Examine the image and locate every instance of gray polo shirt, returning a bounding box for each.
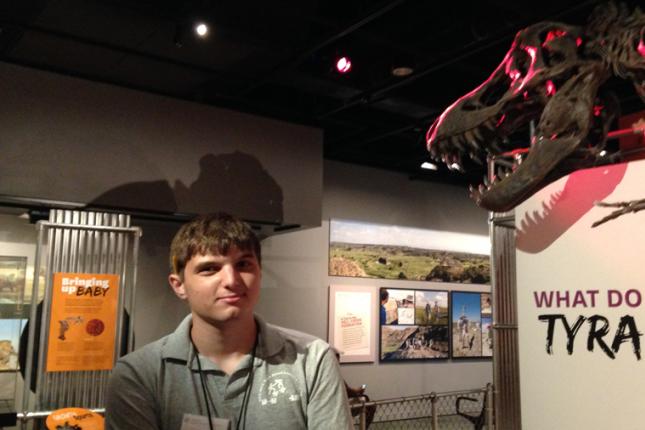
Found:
[105,315,353,430]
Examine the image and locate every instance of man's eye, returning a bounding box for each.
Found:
[199,266,220,274]
[237,260,253,269]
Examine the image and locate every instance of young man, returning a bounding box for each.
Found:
[105,213,353,430]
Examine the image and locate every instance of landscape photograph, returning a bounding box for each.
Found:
[380,325,449,361]
[0,256,27,304]
[415,290,448,325]
[329,219,490,284]
[452,292,483,358]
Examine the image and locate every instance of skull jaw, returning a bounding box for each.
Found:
[476,136,582,212]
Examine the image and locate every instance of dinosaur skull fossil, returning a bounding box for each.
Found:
[426,21,616,212]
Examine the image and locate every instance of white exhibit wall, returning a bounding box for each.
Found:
[516,160,645,430]
[257,160,493,400]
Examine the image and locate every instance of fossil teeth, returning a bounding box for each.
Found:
[429,147,438,159]
[448,155,463,171]
[464,130,476,145]
[469,152,483,165]
[490,139,503,153]
[473,127,484,142]
[452,136,465,153]
[468,139,480,152]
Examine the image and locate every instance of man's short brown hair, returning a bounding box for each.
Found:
[169,213,261,275]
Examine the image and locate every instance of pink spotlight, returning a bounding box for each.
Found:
[546,80,556,96]
[336,56,352,73]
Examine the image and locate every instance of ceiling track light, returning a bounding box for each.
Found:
[194,22,209,37]
[392,66,414,77]
[335,56,352,74]
[421,161,438,170]
[174,21,209,47]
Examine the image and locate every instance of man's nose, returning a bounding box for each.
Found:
[220,264,239,286]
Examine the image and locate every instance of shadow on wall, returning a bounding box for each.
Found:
[90,151,284,224]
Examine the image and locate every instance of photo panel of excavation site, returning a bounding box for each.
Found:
[379,287,449,361]
[451,291,485,359]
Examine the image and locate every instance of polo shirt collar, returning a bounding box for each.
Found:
[160,314,287,367]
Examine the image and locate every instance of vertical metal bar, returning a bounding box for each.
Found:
[485,383,495,430]
[21,222,45,429]
[128,229,141,353]
[76,211,88,408]
[80,212,95,407]
[92,213,104,407]
[491,210,521,430]
[358,401,366,430]
[430,393,438,430]
[38,210,62,409]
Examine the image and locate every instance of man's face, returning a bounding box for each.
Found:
[169,246,261,326]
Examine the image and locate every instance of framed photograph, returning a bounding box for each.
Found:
[0,256,28,304]
[415,290,449,325]
[379,287,449,361]
[480,292,493,357]
[0,318,26,371]
[329,219,490,284]
[451,291,493,359]
[328,285,376,363]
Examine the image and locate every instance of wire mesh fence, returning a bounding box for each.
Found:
[350,384,493,430]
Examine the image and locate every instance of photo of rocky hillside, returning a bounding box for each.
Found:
[329,220,489,284]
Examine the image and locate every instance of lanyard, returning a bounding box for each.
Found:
[192,333,258,430]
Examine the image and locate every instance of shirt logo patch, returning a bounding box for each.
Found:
[258,371,301,406]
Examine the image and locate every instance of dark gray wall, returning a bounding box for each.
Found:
[0,61,322,227]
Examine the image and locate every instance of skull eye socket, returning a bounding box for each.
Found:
[507,49,531,81]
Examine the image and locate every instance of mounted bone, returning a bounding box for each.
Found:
[426,3,644,212]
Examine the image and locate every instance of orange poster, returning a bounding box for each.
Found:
[46,408,104,430]
[46,273,120,372]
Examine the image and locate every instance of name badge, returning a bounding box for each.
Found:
[180,413,231,430]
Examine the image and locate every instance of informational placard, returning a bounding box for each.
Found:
[516,159,645,429]
[328,285,376,363]
[46,407,104,430]
[46,273,120,372]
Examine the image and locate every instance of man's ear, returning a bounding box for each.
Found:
[168,273,187,300]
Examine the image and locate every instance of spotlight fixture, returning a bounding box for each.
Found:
[392,66,414,77]
[421,161,438,170]
[335,56,352,74]
[195,22,209,37]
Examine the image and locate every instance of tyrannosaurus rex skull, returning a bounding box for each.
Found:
[426,21,613,212]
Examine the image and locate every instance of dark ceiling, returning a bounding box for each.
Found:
[1,0,643,188]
